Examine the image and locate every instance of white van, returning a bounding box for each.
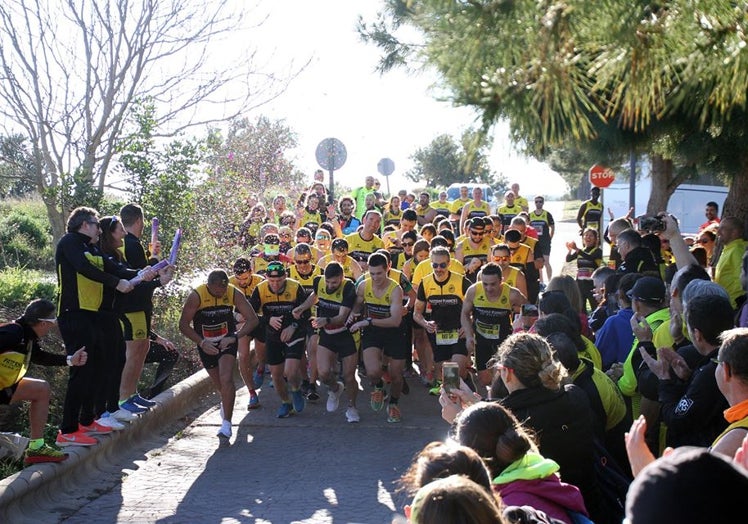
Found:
[446,183,496,207]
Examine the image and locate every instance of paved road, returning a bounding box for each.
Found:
[40,378,447,524]
[24,201,579,524]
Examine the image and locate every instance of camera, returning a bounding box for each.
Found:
[637,215,666,233]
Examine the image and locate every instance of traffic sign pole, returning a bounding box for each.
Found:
[315,138,347,204]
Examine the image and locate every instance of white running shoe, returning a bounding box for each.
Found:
[217,420,232,439]
[326,381,345,412]
[96,413,125,431]
[111,408,136,422]
[345,406,360,423]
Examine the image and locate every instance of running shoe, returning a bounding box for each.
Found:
[253,366,265,388]
[131,394,156,408]
[291,389,306,413]
[119,398,148,415]
[95,413,125,431]
[345,406,361,423]
[111,408,136,422]
[247,391,260,410]
[429,380,443,396]
[387,404,402,423]
[421,371,436,388]
[23,443,68,464]
[217,420,232,439]
[79,420,113,435]
[326,381,345,412]
[306,383,320,401]
[370,387,385,412]
[277,402,293,418]
[56,430,97,447]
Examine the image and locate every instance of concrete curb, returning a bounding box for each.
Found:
[0,368,214,519]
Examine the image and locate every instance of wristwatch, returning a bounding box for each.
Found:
[66,355,74,367]
[366,317,373,326]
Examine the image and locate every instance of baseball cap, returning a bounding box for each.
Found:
[627,276,665,303]
[331,238,348,252]
[266,261,286,277]
[504,230,522,243]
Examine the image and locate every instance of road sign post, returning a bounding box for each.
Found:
[377,157,395,197]
[315,138,347,203]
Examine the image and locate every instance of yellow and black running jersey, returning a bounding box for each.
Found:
[430,201,452,218]
[457,237,491,269]
[300,209,322,234]
[382,209,402,227]
[229,274,264,298]
[529,210,554,240]
[498,204,523,228]
[509,243,533,269]
[252,256,288,277]
[344,232,384,265]
[362,277,400,319]
[580,200,603,230]
[463,201,491,220]
[450,197,471,216]
[412,258,465,288]
[320,254,358,280]
[193,283,238,340]
[313,276,356,331]
[288,264,322,294]
[472,282,513,341]
[417,272,471,331]
[249,279,307,340]
[501,265,523,288]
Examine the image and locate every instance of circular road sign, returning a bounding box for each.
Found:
[377,158,395,177]
[315,138,347,172]
[588,164,615,188]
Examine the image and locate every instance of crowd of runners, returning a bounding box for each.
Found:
[3,175,748,523]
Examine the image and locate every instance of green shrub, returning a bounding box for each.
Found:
[0,268,56,307]
[0,198,54,270]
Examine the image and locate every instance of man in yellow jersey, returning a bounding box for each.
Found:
[497,190,524,235]
[415,192,436,226]
[510,183,529,212]
[411,236,465,289]
[383,208,418,253]
[461,263,527,387]
[577,187,604,242]
[292,262,360,423]
[345,210,384,271]
[319,238,363,281]
[491,244,528,299]
[249,262,310,419]
[455,217,492,283]
[430,191,452,219]
[414,247,473,390]
[179,269,259,439]
[449,185,471,230]
[505,228,541,303]
[287,243,323,401]
[529,196,556,281]
[229,257,265,409]
[350,253,405,423]
[459,187,491,233]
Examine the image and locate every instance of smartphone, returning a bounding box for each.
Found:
[521,304,539,317]
[442,362,460,393]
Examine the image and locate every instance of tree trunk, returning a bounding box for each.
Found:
[647,155,688,215]
[722,157,748,234]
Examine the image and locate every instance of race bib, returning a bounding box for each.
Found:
[475,321,500,339]
[577,268,593,280]
[436,330,459,345]
[201,322,229,340]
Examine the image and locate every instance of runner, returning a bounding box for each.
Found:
[413,247,472,392]
[179,269,259,439]
[249,262,310,418]
[345,210,384,271]
[454,218,492,283]
[349,253,406,423]
[461,263,527,387]
[292,262,360,422]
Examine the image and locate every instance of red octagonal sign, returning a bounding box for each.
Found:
[588,164,615,188]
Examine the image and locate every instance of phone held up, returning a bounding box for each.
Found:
[442,362,460,393]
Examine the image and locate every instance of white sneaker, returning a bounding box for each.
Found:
[96,413,125,431]
[111,408,136,422]
[326,381,345,412]
[345,406,360,423]
[217,420,232,438]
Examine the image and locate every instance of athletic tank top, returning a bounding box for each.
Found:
[418,272,467,332]
[509,244,532,268]
[464,201,490,220]
[193,284,238,341]
[529,210,551,238]
[229,274,264,298]
[288,264,322,294]
[498,204,523,227]
[314,276,356,332]
[345,232,384,265]
[300,210,322,234]
[383,209,402,227]
[472,282,513,341]
[363,277,399,319]
[582,201,603,229]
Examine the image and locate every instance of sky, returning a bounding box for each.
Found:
[240,1,569,198]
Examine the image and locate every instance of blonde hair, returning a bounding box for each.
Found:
[497,332,566,390]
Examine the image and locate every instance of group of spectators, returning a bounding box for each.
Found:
[4,175,748,524]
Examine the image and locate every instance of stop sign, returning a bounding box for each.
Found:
[588,164,615,188]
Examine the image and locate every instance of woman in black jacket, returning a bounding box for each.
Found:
[491,332,611,523]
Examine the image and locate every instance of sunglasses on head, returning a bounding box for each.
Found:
[432,262,448,269]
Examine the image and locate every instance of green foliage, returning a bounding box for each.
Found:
[406,130,504,188]
[0,134,36,199]
[0,200,54,270]
[0,268,56,307]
